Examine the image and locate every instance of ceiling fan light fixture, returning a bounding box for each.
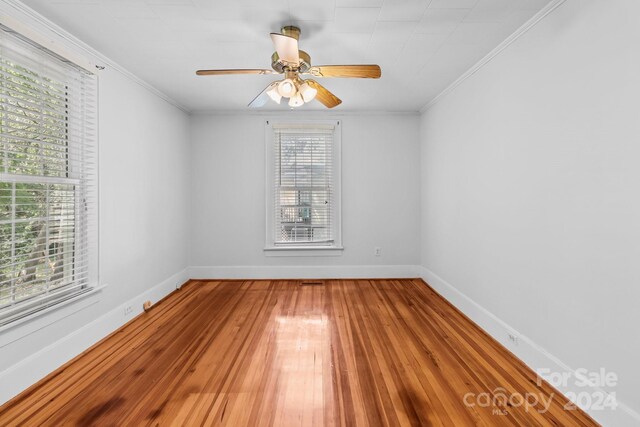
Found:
[267,85,282,104]
[196,26,380,109]
[277,78,296,97]
[288,92,304,107]
[299,81,317,102]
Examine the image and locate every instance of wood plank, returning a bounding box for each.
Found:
[0,279,599,426]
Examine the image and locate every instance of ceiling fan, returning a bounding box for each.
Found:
[196,26,381,109]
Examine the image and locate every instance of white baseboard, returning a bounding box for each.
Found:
[418,266,640,427]
[0,268,189,406]
[189,264,421,280]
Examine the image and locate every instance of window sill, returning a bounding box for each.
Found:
[0,285,105,347]
[264,246,344,257]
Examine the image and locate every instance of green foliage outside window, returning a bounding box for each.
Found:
[0,55,75,308]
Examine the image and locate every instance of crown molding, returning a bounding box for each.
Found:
[0,0,190,114]
[419,0,567,114]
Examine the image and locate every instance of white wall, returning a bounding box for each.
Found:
[0,8,191,403]
[189,113,420,278]
[99,68,190,308]
[419,0,640,424]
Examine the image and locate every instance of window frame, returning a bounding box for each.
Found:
[0,22,99,330]
[264,119,343,256]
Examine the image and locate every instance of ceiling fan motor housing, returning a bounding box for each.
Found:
[271,50,311,73]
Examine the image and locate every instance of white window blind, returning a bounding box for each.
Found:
[272,124,335,246]
[0,26,97,327]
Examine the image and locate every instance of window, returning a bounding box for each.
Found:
[0,25,97,326]
[265,121,342,254]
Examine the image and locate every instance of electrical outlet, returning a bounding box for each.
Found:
[124,305,133,316]
[508,333,519,346]
[374,247,382,256]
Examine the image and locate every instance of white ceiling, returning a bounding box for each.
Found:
[21,0,550,112]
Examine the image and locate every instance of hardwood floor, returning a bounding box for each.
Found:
[0,279,597,426]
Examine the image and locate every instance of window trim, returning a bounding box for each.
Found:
[0,22,99,327]
[264,119,343,255]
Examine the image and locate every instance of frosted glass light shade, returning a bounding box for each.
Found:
[299,82,317,102]
[267,85,282,104]
[277,79,296,97]
[288,92,304,107]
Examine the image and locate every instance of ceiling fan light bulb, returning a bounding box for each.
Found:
[299,82,317,102]
[288,92,304,107]
[267,85,282,104]
[278,79,296,97]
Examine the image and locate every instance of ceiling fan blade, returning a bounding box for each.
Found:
[306,65,381,79]
[196,69,276,76]
[306,80,341,109]
[248,81,278,108]
[270,33,299,65]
